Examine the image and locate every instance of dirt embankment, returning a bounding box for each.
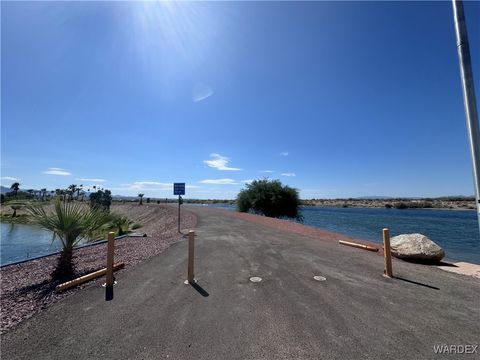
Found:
[0,203,196,334]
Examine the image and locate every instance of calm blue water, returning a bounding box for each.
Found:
[0,223,62,266]
[0,223,94,266]
[204,205,480,264]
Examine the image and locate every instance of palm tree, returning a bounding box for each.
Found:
[67,184,77,202]
[28,200,111,280]
[110,214,132,236]
[76,185,83,199]
[10,182,20,198]
[138,193,144,205]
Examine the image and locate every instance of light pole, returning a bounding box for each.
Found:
[452,0,480,232]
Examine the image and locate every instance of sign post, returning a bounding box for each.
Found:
[173,183,185,232]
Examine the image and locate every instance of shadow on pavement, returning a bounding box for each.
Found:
[190,282,209,297]
[395,276,440,290]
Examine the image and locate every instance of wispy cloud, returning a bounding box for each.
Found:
[203,153,241,171]
[112,181,200,192]
[280,152,289,156]
[242,179,254,184]
[281,172,296,177]
[260,170,274,173]
[124,181,172,191]
[1,176,20,181]
[193,83,214,102]
[77,178,107,183]
[43,167,71,176]
[200,178,238,185]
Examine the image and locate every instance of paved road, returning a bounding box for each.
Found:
[2,207,479,359]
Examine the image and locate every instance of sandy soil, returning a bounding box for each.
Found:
[0,203,196,334]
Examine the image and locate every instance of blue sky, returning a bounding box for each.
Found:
[1,1,479,199]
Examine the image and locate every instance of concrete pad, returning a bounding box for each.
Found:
[437,261,480,279]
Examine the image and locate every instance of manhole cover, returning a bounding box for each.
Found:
[249,276,262,283]
[313,275,326,282]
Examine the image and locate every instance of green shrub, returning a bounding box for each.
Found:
[237,179,303,221]
[393,202,408,209]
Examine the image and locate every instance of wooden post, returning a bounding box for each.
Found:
[188,230,195,283]
[106,232,115,300]
[383,228,393,278]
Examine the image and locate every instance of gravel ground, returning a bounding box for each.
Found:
[0,204,196,334]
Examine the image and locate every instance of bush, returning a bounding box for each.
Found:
[89,190,112,212]
[393,202,408,209]
[236,179,303,221]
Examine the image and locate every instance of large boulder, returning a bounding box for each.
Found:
[390,233,445,262]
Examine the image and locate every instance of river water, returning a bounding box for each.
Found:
[1,207,479,265]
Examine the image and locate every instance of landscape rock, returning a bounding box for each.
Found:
[390,233,445,262]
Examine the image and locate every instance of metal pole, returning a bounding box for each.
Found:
[178,195,181,233]
[452,0,480,232]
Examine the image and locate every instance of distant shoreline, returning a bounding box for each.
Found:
[180,197,476,211]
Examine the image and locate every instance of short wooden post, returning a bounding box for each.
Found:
[187,231,195,283]
[383,228,393,278]
[106,231,115,300]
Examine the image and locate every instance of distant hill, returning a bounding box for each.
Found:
[355,196,393,200]
[1,186,11,194]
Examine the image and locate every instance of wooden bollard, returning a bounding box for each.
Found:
[106,231,115,300]
[383,228,393,278]
[187,230,195,283]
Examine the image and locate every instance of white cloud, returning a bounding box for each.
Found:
[203,153,241,171]
[242,179,254,184]
[111,181,201,192]
[1,176,20,181]
[280,152,289,156]
[200,178,238,185]
[129,181,172,190]
[193,83,214,102]
[77,178,107,183]
[43,168,71,176]
[260,170,274,173]
[281,172,296,177]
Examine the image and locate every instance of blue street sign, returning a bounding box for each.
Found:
[173,183,185,195]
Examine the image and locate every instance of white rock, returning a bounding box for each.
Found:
[390,233,445,262]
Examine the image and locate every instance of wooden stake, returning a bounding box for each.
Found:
[55,263,124,293]
[106,232,115,286]
[188,230,195,283]
[383,228,393,278]
[338,240,379,252]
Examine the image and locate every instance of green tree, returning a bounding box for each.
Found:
[237,179,303,221]
[67,184,77,202]
[10,182,20,198]
[138,193,144,205]
[89,189,112,212]
[28,200,111,280]
[109,214,133,236]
